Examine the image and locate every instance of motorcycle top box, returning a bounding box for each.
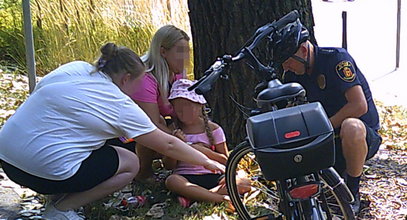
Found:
[246,102,335,180]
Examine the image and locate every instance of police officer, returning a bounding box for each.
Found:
[271,19,382,214]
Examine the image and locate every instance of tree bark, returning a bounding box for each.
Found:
[188,0,316,147]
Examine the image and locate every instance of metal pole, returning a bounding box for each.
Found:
[396,0,401,69]
[22,0,36,93]
[342,11,347,50]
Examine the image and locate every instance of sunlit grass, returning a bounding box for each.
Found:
[0,0,193,77]
[29,0,156,75]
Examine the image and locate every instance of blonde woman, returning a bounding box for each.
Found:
[130,25,191,180]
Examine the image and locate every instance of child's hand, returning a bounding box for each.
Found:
[191,143,228,165]
[172,129,186,142]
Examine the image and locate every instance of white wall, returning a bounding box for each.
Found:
[311,0,404,81]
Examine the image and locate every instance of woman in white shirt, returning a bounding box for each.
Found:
[0,43,223,220]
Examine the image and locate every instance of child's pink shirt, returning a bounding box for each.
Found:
[174,127,226,175]
[130,72,183,117]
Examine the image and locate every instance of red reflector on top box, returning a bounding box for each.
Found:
[284,131,301,139]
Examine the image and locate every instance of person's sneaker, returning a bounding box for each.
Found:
[42,204,84,220]
[350,192,361,215]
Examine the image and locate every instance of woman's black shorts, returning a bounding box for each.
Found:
[1,144,119,194]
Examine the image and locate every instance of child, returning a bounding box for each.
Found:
[163,79,250,207]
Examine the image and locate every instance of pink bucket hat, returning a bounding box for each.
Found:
[168,79,207,104]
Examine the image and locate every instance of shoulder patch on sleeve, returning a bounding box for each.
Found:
[335,60,356,82]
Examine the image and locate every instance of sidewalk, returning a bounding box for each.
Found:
[312,0,406,107]
[0,169,23,220]
[369,67,407,107]
[0,168,40,219]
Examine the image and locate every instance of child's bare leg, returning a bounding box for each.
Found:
[210,177,251,214]
[237,177,252,194]
[165,174,226,203]
[215,176,251,195]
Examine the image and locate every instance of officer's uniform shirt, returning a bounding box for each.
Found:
[284,45,380,131]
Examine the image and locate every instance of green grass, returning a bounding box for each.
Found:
[84,167,239,219]
[0,0,193,77]
[29,0,155,76]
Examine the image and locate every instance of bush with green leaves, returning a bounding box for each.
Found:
[0,0,25,67]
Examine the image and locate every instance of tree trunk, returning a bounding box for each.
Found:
[188,0,316,147]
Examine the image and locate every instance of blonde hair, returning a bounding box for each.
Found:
[202,107,215,146]
[141,25,190,100]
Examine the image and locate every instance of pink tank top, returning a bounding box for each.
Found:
[174,127,226,175]
[131,72,183,117]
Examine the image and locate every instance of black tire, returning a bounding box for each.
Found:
[319,168,355,220]
[225,141,355,220]
[226,141,280,219]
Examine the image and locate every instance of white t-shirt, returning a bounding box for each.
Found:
[0,61,156,180]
